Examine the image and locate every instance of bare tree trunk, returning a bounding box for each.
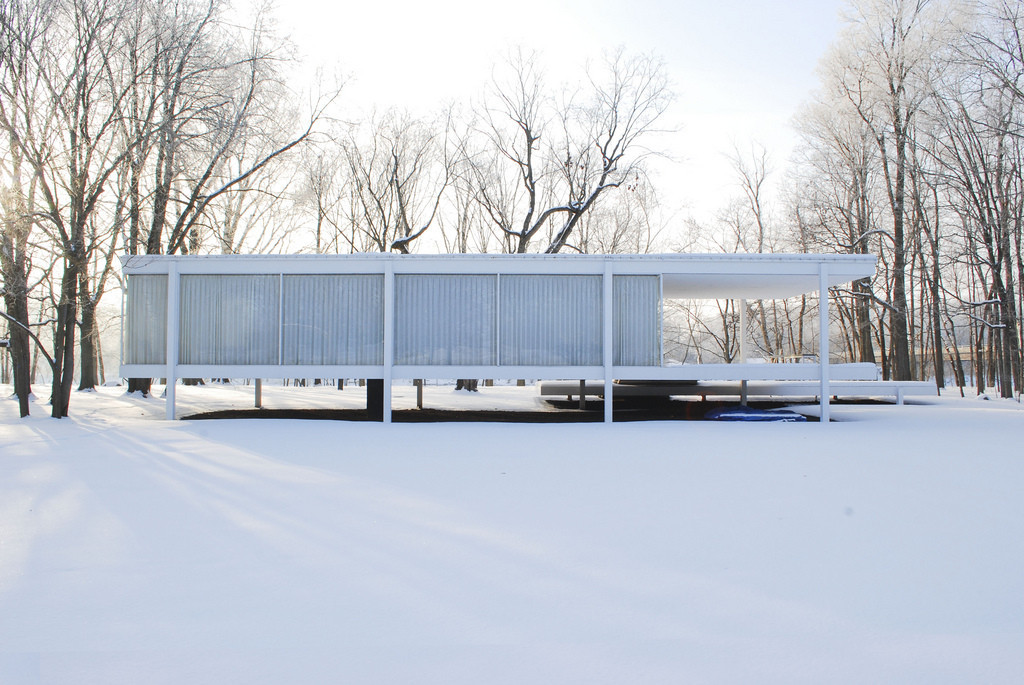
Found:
[877,314,890,381]
[945,311,966,396]
[1000,246,1021,395]
[852,279,877,363]
[3,295,32,417]
[889,134,913,382]
[78,269,100,391]
[975,318,985,395]
[999,318,1014,398]
[0,132,33,415]
[50,260,79,418]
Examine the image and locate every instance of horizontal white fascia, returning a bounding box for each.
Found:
[121,252,875,275]
[391,365,607,379]
[122,362,880,383]
[120,364,170,377]
[170,364,387,378]
[121,253,876,301]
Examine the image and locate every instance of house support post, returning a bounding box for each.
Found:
[740,298,748,406]
[367,380,384,420]
[604,263,614,423]
[255,378,262,408]
[383,261,395,423]
[819,264,831,424]
[165,264,180,420]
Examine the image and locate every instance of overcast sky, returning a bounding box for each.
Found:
[262,0,847,227]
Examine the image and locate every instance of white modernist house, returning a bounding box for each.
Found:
[120,252,880,422]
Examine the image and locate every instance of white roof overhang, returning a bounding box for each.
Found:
[121,252,875,299]
[661,269,872,300]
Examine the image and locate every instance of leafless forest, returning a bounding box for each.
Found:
[1,0,1022,416]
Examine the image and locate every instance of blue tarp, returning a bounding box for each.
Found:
[704,406,808,422]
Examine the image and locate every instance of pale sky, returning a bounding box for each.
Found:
[260,0,847,228]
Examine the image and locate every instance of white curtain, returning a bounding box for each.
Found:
[614,275,661,366]
[282,275,383,365]
[500,275,602,366]
[125,274,167,364]
[394,274,497,365]
[179,275,280,365]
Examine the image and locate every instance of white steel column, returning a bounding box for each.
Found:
[165,263,180,420]
[658,274,665,364]
[739,298,749,405]
[819,263,830,424]
[277,273,284,365]
[383,260,394,424]
[603,262,614,423]
[119,281,126,372]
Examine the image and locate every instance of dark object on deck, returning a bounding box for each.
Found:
[704,406,807,422]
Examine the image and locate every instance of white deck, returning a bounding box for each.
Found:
[610,362,879,382]
[540,378,936,405]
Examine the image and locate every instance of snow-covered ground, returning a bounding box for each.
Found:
[1,384,1022,684]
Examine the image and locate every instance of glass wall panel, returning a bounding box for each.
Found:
[282,275,383,365]
[394,274,497,365]
[125,274,167,364]
[614,275,661,366]
[500,275,602,365]
[179,275,280,365]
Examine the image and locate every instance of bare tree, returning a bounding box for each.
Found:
[826,0,952,380]
[122,0,337,394]
[792,93,884,368]
[468,48,672,255]
[135,1,333,258]
[574,173,667,254]
[439,153,491,254]
[930,5,1024,396]
[341,109,453,254]
[295,141,347,253]
[207,144,304,255]
[0,0,149,416]
[0,0,48,416]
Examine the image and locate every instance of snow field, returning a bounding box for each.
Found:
[1,384,1022,683]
